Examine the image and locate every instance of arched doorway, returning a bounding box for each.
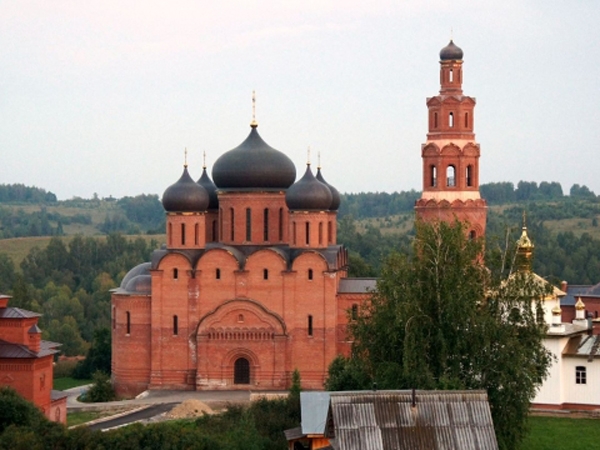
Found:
[234,357,250,384]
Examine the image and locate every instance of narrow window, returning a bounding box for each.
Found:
[181,223,186,245]
[219,208,223,241]
[576,366,587,384]
[263,269,269,280]
[434,112,438,128]
[449,68,453,82]
[173,268,178,279]
[308,315,313,336]
[212,220,217,242]
[112,307,116,330]
[466,165,473,187]
[446,165,456,187]
[293,222,297,245]
[246,208,252,241]
[328,221,332,244]
[449,112,454,128]
[230,208,235,241]
[469,230,476,240]
[216,268,221,280]
[318,222,323,245]
[168,223,173,246]
[173,315,178,336]
[264,208,269,241]
[465,112,469,128]
[279,208,283,241]
[238,314,244,323]
[430,165,437,187]
[126,311,131,335]
[195,223,199,245]
[305,222,310,245]
[308,269,313,280]
[351,304,358,320]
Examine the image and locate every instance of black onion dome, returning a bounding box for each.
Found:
[286,164,333,211]
[440,40,463,61]
[212,126,296,190]
[316,168,341,211]
[162,166,209,212]
[197,167,219,210]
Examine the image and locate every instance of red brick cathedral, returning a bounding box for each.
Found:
[415,40,487,237]
[112,40,486,396]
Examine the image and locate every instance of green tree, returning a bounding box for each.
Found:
[332,220,551,450]
[73,327,112,379]
[85,371,116,403]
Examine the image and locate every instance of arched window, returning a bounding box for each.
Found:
[308,315,313,336]
[318,222,323,245]
[430,165,437,187]
[263,208,269,241]
[246,208,252,241]
[279,208,283,241]
[126,311,131,335]
[173,268,178,279]
[576,366,587,384]
[293,222,297,245]
[230,208,235,241]
[181,223,186,245]
[308,269,313,280]
[466,165,473,187]
[238,314,244,323]
[216,268,221,280]
[434,112,438,128]
[352,304,358,320]
[469,230,476,240]
[194,223,199,245]
[173,315,178,335]
[234,358,250,384]
[168,223,173,246]
[305,222,310,245]
[112,307,116,330]
[449,68,453,82]
[446,165,456,187]
[219,208,223,240]
[263,269,269,280]
[328,221,332,244]
[212,220,217,242]
[465,112,469,128]
[449,112,454,128]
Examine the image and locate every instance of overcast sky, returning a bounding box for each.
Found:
[1,1,599,200]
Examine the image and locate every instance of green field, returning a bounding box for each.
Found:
[524,416,600,449]
[53,377,92,391]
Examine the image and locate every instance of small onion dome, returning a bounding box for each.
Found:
[162,165,209,212]
[212,126,296,190]
[516,227,534,249]
[120,262,151,288]
[575,297,586,311]
[286,164,333,211]
[440,40,463,61]
[119,262,152,294]
[197,167,219,210]
[316,167,341,211]
[552,304,562,315]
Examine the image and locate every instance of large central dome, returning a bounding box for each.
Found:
[212,125,297,190]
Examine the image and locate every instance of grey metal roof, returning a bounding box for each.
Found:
[326,390,498,450]
[339,278,377,294]
[0,339,61,359]
[301,391,331,435]
[583,282,600,297]
[0,307,41,319]
[561,285,592,306]
[563,334,600,359]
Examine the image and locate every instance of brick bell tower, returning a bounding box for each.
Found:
[415,40,487,238]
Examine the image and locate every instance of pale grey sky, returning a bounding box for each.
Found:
[1,1,599,200]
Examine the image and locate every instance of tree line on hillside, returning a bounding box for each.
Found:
[0,184,57,203]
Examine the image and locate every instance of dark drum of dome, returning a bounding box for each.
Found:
[286,165,333,211]
[316,168,341,211]
[212,127,296,190]
[162,166,209,212]
[440,40,463,61]
[198,167,219,210]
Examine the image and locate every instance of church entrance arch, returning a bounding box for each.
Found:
[234,357,250,384]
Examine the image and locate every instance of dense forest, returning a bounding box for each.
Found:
[1,181,600,356]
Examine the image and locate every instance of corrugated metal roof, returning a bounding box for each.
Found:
[0,307,41,319]
[0,339,60,358]
[561,285,592,306]
[563,334,600,358]
[327,390,498,450]
[339,278,377,294]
